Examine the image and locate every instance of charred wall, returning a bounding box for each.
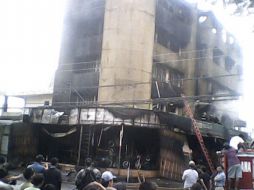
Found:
[154,0,197,98]
[8,123,38,165]
[53,0,105,106]
[159,130,187,180]
[155,0,193,52]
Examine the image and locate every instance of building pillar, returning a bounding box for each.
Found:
[98,0,156,109]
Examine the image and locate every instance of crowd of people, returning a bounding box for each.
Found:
[182,142,242,190]
[0,154,158,190]
[0,142,243,190]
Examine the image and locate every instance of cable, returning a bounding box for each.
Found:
[57,47,229,66]
[1,94,241,109]
[53,73,241,90]
[56,54,229,73]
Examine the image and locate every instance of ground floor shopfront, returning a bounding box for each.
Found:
[5,106,247,181]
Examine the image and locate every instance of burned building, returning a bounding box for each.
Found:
[22,0,246,180]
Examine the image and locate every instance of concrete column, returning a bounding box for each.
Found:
[98,0,156,109]
[183,9,198,97]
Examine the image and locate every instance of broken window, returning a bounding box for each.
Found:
[155,0,193,52]
[225,56,235,72]
[213,48,224,65]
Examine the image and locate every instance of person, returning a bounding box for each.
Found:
[222,143,242,190]
[24,173,44,190]
[182,161,199,190]
[113,182,126,190]
[43,184,56,190]
[0,168,13,190]
[197,168,207,190]
[43,157,62,190]
[101,171,116,190]
[20,167,35,190]
[214,165,225,190]
[75,158,98,190]
[191,183,202,190]
[209,171,217,190]
[139,181,157,190]
[199,167,210,190]
[28,155,47,174]
[83,181,106,190]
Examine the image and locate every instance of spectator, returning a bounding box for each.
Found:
[75,159,97,190]
[25,173,44,190]
[182,161,199,189]
[44,157,61,190]
[191,183,202,190]
[0,168,13,190]
[28,155,47,174]
[101,171,116,190]
[139,182,157,190]
[20,167,35,190]
[214,165,225,190]
[44,184,56,190]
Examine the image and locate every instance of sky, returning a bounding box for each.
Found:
[0,0,253,134]
[0,0,67,94]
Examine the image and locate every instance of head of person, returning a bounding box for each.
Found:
[139,182,157,190]
[101,171,116,187]
[23,167,34,181]
[191,183,202,190]
[189,160,196,169]
[44,184,56,190]
[50,157,59,166]
[85,158,92,167]
[216,165,224,173]
[35,154,44,163]
[223,142,230,150]
[201,166,207,173]
[31,173,44,188]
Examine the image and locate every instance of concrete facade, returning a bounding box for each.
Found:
[53,0,243,122]
[98,0,155,109]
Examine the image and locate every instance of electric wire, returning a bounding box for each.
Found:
[53,73,241,90]
[58,47,232,66]
[3,93,241,109]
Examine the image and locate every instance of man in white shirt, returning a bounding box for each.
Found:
[182,161,199,189]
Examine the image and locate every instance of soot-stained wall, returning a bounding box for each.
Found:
[155,0,193,52]
[53,0,105,106]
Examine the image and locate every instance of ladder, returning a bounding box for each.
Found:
[181,94,215,173]
[78,125,92,166]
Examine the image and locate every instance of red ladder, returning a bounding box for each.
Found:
[181,94,215,173]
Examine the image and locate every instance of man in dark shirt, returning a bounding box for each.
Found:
[44,157,62,190]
